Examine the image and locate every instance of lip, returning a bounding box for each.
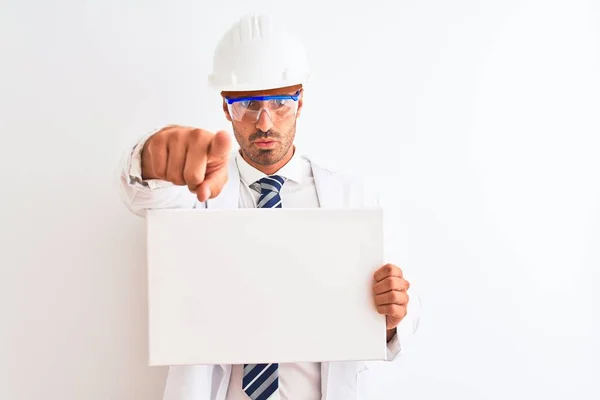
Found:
[254,140,278,148]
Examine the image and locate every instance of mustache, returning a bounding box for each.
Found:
[249,130,281,141]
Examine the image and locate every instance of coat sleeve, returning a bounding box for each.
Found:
[384,291,421,361]
[115,127,203,218]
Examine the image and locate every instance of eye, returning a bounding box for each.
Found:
[244,100,261,110]
[271,99,287,108]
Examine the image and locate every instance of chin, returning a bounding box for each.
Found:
[252,151,283,166]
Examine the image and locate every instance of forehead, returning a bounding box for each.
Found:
[221,84,302,99]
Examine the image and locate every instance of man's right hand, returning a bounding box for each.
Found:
[141,125,232,202]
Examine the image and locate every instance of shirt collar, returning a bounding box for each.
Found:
[235,147,305,188]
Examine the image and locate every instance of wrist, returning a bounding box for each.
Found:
[386,328,396,343]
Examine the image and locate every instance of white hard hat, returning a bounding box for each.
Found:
[208,13,311,92]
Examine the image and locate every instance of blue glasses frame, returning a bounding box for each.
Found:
[224,90,301,104]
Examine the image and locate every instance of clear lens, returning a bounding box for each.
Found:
[226,91,300,123]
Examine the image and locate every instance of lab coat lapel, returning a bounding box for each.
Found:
[311,161,345,209]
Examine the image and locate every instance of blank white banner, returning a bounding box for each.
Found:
[146,208,387,366]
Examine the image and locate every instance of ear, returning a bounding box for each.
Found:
[222,98,232,122]
[296,88,304,119]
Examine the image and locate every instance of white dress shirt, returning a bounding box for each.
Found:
[225,149,321,400]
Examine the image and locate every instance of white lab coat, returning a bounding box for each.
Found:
[119,149,421,400]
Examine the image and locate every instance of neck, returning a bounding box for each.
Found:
[242,146,295,175]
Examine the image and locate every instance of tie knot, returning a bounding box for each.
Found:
[258,175,285,194]
[256,175,285,208]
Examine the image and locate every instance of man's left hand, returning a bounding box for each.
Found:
[373,263,410,334]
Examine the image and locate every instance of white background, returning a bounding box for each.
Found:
[1,0,599,399]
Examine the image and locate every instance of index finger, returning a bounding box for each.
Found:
[183,131,212,191]
[195,131,232,201]
[207,130,232,163]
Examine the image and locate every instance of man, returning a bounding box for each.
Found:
[118,13,420,400]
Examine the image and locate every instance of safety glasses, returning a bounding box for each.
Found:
[224,90,301,123]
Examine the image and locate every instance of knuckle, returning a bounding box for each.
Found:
[149,133,166,148]
[146,141,163,160]
[169,130,186,145]
[188,128,202,140]
[394,280,403,291]
[188,128,210,144]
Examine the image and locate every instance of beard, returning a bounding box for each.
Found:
[235,121,296,166]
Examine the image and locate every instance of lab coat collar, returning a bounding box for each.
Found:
[207,152,342,210]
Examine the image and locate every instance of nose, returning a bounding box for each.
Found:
[254,109,273,133]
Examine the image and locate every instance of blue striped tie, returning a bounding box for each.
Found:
[256,175,284,209]
[242,175,285,400]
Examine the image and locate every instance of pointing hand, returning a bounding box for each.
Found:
[141,126,232,202]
